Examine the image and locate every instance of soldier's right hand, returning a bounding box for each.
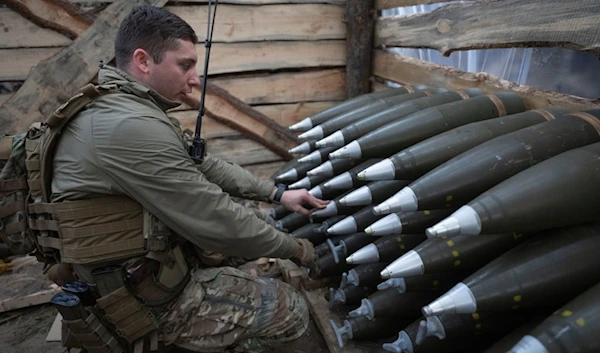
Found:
[292,238,320,276]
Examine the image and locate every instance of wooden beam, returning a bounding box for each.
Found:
[208,136,282,166]
[5,0,93,40]
[0,0,169,136]
[244,161,286,180]
[211,69,347,105]
[345,0,374,98]
[170,101,338,131]
[0,8,72,49]
[376,0,600,56]
[169,111,241,139]
[169,4,345,42]
[373,50,600,111]
[0,36,345,87]
[0,286,61,313]
[375,0,460,10]
[0,94,12,107]
[196,40,345,75]
[254,101,338,127]
[181,82,298,159]
[0,48,62,81]
[371,80,390,92]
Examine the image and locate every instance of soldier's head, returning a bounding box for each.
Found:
[115,6,200,101]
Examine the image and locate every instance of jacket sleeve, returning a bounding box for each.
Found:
[92,116,297,259]
[198,154,275,202]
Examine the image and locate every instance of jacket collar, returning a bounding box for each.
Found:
[97,65,181,112]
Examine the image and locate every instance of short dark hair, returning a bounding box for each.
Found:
[115,6,198,70]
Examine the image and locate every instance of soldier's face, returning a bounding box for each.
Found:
[146,39,200,102]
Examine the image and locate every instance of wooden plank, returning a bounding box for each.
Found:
[196,40,345,75]
[0,286,61,313]
[46,313,63,342]
[254,101,338,127]
[5,0,93,40]
[170,101,338,134]
[169,4,345,42]
[345,0,374,98]
[0,0,170,136]
[373,50,600,112]
[370,80,390,92]
[244,160,286,180]
[211,69,347,105]
[376,0,600,56]
[70,0,346,5]
[0,94,13,107]
[301,287,365,353]
[181,82,299,159]
[0,48,62,81]
[375,0,459,10]
[169,111,240,139]
[0,8,72,48]
[208,136,281,165]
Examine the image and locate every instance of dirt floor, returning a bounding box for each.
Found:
[0,255,330,353]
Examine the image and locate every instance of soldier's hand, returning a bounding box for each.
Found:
[281,189,328,217]
[292,238,320,276]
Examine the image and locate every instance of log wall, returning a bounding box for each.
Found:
[371,0,600,111]
[0,0,348,175]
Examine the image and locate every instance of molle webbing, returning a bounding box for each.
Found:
[29,196,147,264]
[62,314,124,353]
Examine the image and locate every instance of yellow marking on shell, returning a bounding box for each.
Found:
[446,195,453,202]
[513,295,522,302]
[475,323,482,330]
[396,237,403,242]
[472,313,480,320]
[454,260,461,266]
[562,310,573,317]
[432,280,439,286]
[446,240,455,247]
[424,210,430,215]
[576,318,586,327]
[400,244,406,250]
[452,250,460,257]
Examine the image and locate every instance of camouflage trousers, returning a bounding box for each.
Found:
[159,266,309,353]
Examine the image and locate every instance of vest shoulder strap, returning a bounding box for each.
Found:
[38,83,118,202]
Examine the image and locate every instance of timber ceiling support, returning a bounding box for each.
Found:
[345,0,375,98]
[4,0,93,40]
[180,83,298,160]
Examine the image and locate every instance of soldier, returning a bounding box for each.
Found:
[44,5,326,353]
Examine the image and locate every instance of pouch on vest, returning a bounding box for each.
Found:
[0,133,36,256]
[51,291,124,353]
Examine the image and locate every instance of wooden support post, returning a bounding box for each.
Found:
[345,0,375,98]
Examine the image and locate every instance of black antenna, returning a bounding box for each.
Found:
[189,0,218,162]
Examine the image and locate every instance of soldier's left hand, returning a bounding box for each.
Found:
[280,189,328,217]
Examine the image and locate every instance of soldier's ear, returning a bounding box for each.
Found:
[132,48,152,74]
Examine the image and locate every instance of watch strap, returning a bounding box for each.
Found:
[273,184,288,204]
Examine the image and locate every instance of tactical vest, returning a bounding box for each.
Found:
[2,84,192,353]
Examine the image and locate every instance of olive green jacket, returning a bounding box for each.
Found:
[51,66,298,260]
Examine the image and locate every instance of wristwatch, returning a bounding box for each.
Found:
[273,184,288,204]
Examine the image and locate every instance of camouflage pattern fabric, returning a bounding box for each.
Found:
[159,266,308,353]
[0,133,35,255]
